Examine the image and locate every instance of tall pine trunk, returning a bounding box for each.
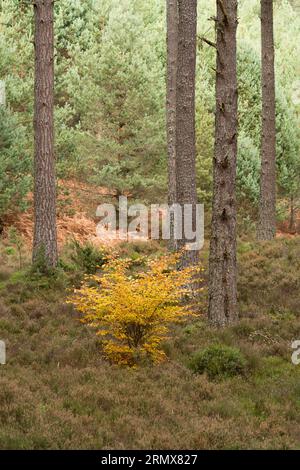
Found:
[175,0,198,267]
[167,0,178,250]
[257,0,276,240]
[208,0,238,326]
[32,0,58,268]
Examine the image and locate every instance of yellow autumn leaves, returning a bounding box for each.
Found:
[68,253,203,366]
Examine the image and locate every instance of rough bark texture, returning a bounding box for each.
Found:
[208,0,238,326]
[167,0,178,250]
[175,0,198,267]
[257,0,276,240]
[32,0,58,268]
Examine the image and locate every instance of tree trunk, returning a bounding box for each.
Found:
[208,0,238,327]
[166,0,178,250]
[32,0,58,268]
[175,0,198,268]
[257,0,276,240]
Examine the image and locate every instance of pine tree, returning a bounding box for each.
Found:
[208,0,238,326]
[175,0,198,267]
[32,0,58,268]
[257,0,276,240]
[166,0,178,250]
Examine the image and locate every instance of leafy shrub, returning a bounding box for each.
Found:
[70,240,108,274]
[189,345,247,379]
[68,253,202,366]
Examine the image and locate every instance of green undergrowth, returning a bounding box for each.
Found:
[0,237,299,449]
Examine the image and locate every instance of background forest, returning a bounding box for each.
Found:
[1,0,299,215]
[0,0,300,451]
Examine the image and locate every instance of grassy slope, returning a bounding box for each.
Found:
[0,238,299,449]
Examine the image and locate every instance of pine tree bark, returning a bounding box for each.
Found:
[175,0,198,267]
[208,0,238,326]
[32,0,58,268]
[257,0,276,240]
[167,0,178,250]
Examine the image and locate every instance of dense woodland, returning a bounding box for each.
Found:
[0,0,299,450]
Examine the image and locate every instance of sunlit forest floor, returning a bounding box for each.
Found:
[0,229,299,449]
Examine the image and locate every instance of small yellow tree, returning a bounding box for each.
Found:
[68,253,202,366]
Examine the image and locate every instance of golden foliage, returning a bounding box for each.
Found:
[68,253,203,366]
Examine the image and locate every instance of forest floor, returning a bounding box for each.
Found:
[0,231,300,449]
[2,179,300,249]
[0,181,300,449]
